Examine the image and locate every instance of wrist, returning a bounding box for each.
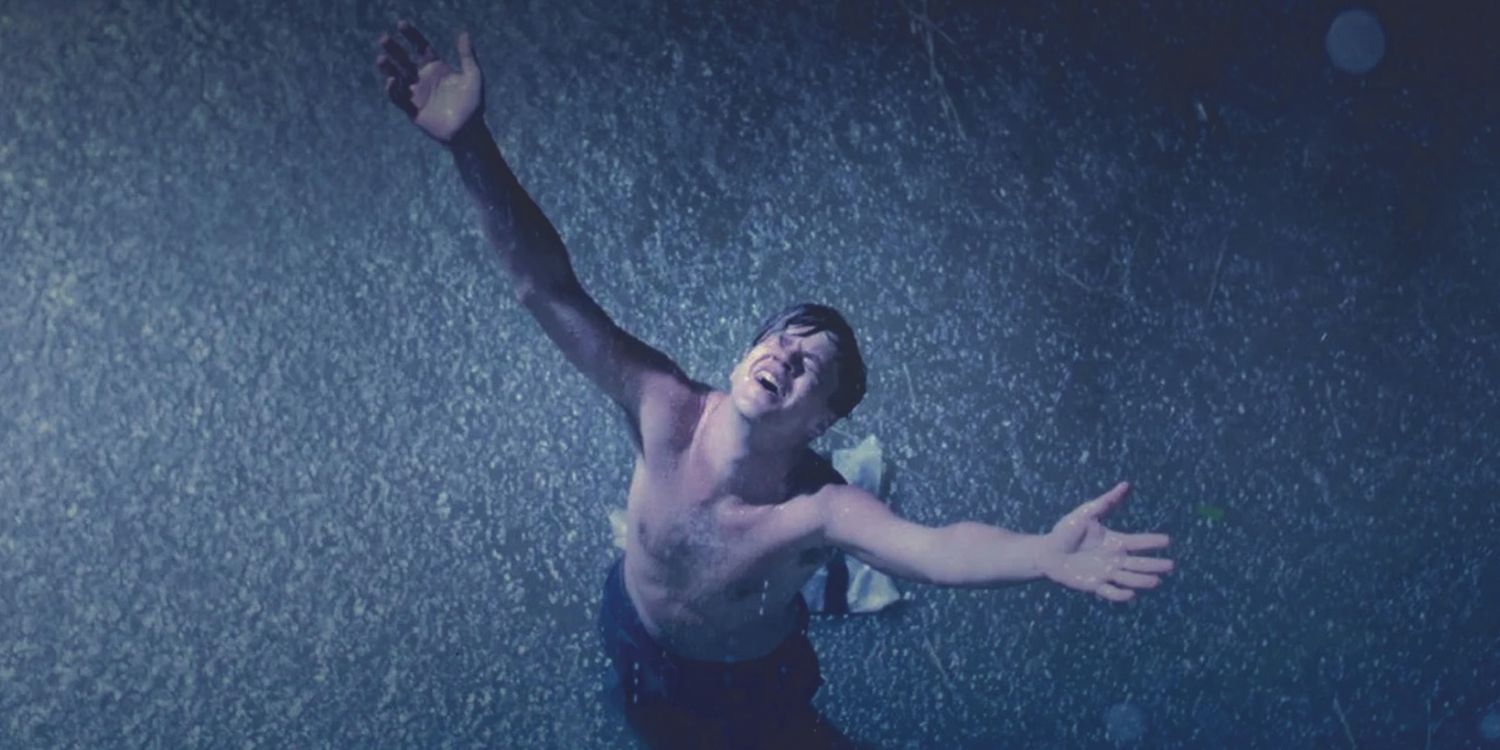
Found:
[446,116,492,153]
[1033,534,1064,581]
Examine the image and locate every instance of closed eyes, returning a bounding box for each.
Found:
[770,331,829,380]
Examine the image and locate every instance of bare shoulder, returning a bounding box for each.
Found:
[767,449,851,541]
[633,375,712,460]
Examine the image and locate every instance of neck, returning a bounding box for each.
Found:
[698,393,804,499]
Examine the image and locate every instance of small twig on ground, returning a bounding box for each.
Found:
[895,0,956,46]
[1055,258,1103,293]
[1425,690,1433,750]
[922,636,952,684]
[913,603,987,719]
[901,362,917,410]
[1206,237,1228,308]
[1050,245,1138,310]
[896,0,967,142]
[1333,694,1358,750]
[1116,225,1143,301]
[1425,677,1457,750]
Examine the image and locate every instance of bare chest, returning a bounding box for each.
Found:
[628,474,828,602]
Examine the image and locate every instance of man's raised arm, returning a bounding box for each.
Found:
[376,22,695,445]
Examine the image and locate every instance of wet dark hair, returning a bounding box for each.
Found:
[747,302,867,419]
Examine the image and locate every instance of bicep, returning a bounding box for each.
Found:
[519,285,696,447]
[821,485,946,585]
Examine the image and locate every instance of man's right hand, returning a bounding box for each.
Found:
[376,20,483,144]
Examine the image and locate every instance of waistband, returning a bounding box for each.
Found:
[602,555,810,667]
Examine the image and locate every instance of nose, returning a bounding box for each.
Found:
[774,333,805,372]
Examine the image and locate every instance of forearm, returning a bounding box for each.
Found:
[927,522,1050,588]
[447,118,579,298]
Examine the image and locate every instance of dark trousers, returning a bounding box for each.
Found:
[597,556,844,749]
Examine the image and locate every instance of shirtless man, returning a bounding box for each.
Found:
[376,21,1175,749]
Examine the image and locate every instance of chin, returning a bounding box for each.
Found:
[731,382,779,419]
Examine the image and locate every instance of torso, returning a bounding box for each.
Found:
[621,389,842,661]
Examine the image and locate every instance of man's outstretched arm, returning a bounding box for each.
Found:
[817,481,1173,602]
[377,22,695,448]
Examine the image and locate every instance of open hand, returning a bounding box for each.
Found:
[376,20,484,143]
[1039,482,1174,602]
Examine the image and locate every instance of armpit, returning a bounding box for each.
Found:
[798,545,834,567]
[788,448,848,497]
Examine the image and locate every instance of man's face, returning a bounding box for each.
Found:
[729,324,841,440]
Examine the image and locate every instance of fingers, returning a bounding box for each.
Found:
[378,34,418,84]
[385,77,417,118]
[375,19,437,118]
[1119,555,1174,574]
[1123,532,1171,552]
[1077,481,1130,522]
[456,31,479,77]
[398,19,439,65]
[1109,570,1161,589]
[1100,480,1131,506]
[1096,583,1134,603]
[376,54,404,86]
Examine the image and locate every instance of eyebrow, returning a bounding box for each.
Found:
[776,328,834,370]
[802,350,830,375]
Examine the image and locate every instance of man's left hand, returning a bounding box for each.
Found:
[1038,482,1174,602]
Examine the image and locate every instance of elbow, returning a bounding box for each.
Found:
[513,275,543,306]
[922,562,964,589]
[513,274,574,307]
[512,253,586,306]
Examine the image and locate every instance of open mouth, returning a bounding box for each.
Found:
[754,370,782,397]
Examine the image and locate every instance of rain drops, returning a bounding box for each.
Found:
[1104,701,1146,746]
[1326,10,1386,75]
[1479,708,1500,742]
